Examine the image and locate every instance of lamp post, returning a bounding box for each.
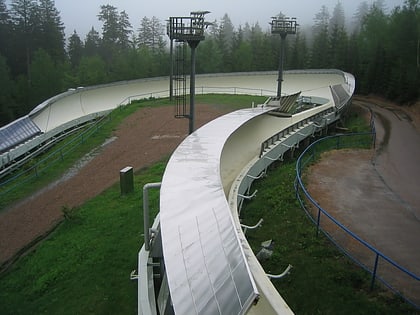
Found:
[168,11,209,134]
[270,16,298,99]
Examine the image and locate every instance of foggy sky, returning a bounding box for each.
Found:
[11,0,407,38]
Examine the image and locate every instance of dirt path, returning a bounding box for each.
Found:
[305,97,420,305]
[1,95,419,306]
[0,104,227,269]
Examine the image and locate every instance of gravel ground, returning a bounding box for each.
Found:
[0,104,227,269]
[305,97,420,304]
[1,96,419,307]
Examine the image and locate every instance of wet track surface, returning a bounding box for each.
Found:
[372,105,420,220]
[306,98,420,306]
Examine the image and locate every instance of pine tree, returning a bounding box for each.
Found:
[9,0,38,79]
[0,0,11,61]
[358,5,390,94]
[117,10,132,50]
[37,0,65,61]
[68,30,83,68]
[311,5,330,68]
[387,0,420,101]
[0,54,16,126]
[137,16,165,52]
[98,4,119,46]
[217,13,235,71]
[329,2,348,70]
[84,27,101,56]
[29,48,62,105]
[289,30,309,69]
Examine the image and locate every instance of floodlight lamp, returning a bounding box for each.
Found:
[190,10,210,17]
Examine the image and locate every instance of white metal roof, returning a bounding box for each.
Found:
[160,107,273,315]
[158,70,354,315]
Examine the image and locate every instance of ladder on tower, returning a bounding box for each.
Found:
[173,41,188,118]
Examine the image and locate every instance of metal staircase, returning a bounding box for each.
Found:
[173,42,188,118]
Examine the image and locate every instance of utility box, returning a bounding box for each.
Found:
[120,166,134,195]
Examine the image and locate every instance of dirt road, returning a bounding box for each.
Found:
[0,104,227,269]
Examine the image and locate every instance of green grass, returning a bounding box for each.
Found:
[1,101,416,314]
[0,94,265,210]
[195,93,266,111]
[343,104,373,133]
[0,160,165,315]
[0,104,146,210]
[241,160,417,315]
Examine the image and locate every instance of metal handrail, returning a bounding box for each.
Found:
[295,132,419,309]
[0,86,268,186]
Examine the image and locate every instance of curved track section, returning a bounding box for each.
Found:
[1,70,355,314]
[1,70,353,170]
[146,70,355,315]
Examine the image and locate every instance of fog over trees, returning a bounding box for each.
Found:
[0,0,419,126]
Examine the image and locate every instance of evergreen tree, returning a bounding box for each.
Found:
[98,4,119,65]
[68,30,83,68]
[0,0,11,62]
[250,22,269,71]
[98,5,132,50]
[37,0,65,61]
[117,10,132,50]
[196,36,223,73]
[311,5,330,68]
[29,48,62,105]
[373,0,388,12]
[386,0,419,102]
[289,30,309,69]
[98,4,119,46]
[241,23,252,42]
[358,4,390,94]
[77,55,107,85]
[346,32,361,81]
[84,27,101,56]
[352,1,370,33]
[0,1,418,116]
[329,1,345,32]
[98,4,132,72]
[232,41,253,72]
[137,16,166,52]
[111,48,141,80]
[9,0,38,79]
[0,54,16,126]
[329,2,348,70]
[217,13,235,71]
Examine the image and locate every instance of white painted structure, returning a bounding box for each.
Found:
[138,70,355,315]
[0,70,355,315]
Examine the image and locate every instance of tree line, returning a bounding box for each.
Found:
[0,0,419,126]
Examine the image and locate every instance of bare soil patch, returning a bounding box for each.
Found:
[304,97,420,304]
[0,104,227,269]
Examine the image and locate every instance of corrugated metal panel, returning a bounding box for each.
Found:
[0,116,41,152]
[160,107,273,315]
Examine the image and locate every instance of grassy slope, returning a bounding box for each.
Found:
[241,160,415,315]
[0,100,416,314]
[0,95,264,314]
[0,161,165,314]
[1,94,266,210]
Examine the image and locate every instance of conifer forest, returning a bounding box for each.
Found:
[0,0,419,126]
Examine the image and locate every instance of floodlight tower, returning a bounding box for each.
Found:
[270,16,298,99]
[168,11,210,134]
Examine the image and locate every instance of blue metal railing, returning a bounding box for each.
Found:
[295,131,419,309]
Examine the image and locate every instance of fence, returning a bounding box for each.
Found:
[0,113,114,208]
[0,86,274,209]
[294,130,419,309]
